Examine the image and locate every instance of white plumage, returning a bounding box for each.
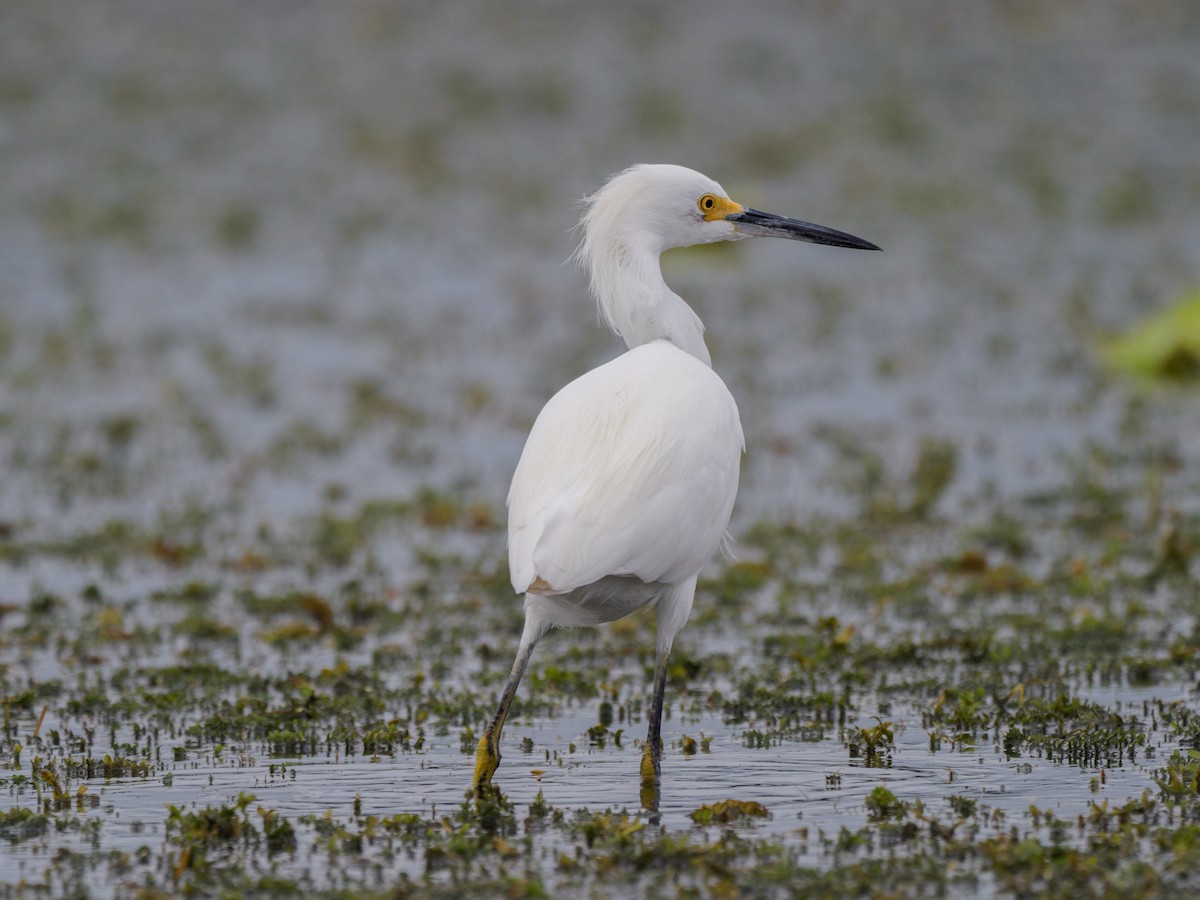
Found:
[471,164,879,798]
[508,341,743,601]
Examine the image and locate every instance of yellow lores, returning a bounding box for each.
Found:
[698,192,744,221]
[473,164,879,802]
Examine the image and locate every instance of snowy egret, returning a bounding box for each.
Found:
[472,164,879,797]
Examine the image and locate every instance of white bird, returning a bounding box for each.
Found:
[472,164,879,797]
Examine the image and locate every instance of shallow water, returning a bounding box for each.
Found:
[2,1,1200,896]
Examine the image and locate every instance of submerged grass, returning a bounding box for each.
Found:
[0,430,1197,895]
[1,400,1198,893]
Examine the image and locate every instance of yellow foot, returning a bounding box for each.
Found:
[471,731,500,796]
[639,742,659,785]
[639,743,661,811]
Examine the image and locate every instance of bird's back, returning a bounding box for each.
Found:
[508,341,743,599]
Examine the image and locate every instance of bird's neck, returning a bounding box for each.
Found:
[590,244,711,367]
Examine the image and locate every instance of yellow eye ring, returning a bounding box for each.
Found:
[697,193,743,221]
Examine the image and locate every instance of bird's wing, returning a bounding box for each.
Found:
[508,343,743,595]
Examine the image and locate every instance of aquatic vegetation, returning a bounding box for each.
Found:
[689,798,771,826]
[847,719,895,765]
[1101,290,1200,384]
[0,808,50,844]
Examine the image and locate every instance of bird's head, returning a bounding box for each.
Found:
[577,164,881,257]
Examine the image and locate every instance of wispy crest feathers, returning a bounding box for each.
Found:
[569,164,721,365]
[572,165,648,335]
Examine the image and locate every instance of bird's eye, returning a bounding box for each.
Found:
[698,194,717,213]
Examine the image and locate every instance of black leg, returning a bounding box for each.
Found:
[472,630,540,795]
[639,649,670,809]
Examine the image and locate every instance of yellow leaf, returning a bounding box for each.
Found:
[1101,290,1200,382]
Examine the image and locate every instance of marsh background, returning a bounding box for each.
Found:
[1,2,1199,896]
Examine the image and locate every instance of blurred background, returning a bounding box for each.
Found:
[1,0,1198,545]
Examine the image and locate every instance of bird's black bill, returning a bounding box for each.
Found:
[727,208,881,251]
